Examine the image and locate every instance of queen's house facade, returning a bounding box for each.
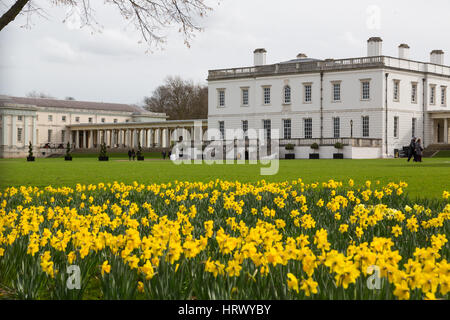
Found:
[207,37,450,159]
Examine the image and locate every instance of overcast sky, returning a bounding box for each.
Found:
[0,0,449,105]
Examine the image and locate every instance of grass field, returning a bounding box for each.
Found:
[0,157,449,199]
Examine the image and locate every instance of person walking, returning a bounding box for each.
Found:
[131,149,136,161]
[127,149,132,161]
[415,138,423,162]
[407,137,416,162]
[162,151,166,159]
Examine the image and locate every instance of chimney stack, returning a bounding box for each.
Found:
[367,37,383,57]
[430,50,444,65]
[297,53,307,59]
[398,44,410,60]
[254,48,267,66]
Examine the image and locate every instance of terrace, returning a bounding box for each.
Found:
[207,56,450,81]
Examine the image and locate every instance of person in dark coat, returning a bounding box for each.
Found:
[407,138,416,162]
[415,138,423,162]
[162,151,166,159]
[127,149,132,161]
[131,149,136,161]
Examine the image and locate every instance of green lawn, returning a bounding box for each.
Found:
[0,157,449,200]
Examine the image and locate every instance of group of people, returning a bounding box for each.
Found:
[127,149,136,160]
[407,137,423,162]
[161,151,172,159]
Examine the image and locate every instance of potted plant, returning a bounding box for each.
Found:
[26,141,35,162]
[333,142,344,159]
[98,142,109,161]
[137,143,144,161]
[65,142,72,161]
[285,143,295,159]
[309,143,319,159]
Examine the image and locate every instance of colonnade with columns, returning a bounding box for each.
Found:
[68,122,208,149]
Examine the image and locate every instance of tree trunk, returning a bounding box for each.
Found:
[0,0,30,31]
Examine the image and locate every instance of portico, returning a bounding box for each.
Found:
[429,112,450,144]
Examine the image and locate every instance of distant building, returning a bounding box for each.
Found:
[207,37,450,158]
[0,96,169,158]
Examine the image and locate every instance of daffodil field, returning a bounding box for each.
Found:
[0,179,449,300]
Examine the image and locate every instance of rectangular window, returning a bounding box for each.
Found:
[263,119,271,140]
[304,84,312,103]
[242,88,249,106]
[18,115,23,121]
[441,86,447,106]
[242,120,248,137]
[283,86,291,104]
[101,118,106,123]
[333,117,340,138]
[219,121,225,139]
[362,116,370,137]
[61,130,65,143]
[48,129,52,143]
[283,119,291,139]
[218,89,225,107]
[361,81,370,100]
[17,128,23,142]
[394,116,399,138]
[75,117,80,123]
[412,118,417,138]
[332,82,341,102]
[393,80,400,101]
[62,115,67,122]
[430,85,436,105]
[304,118,312,139]
[411,83,418,103]
[263,87,271,105]
[88,117,93,123]
[114,119,118,123]
[48,115,53,122]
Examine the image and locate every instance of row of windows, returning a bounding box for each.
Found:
[3,115,123,123]
[217,117,372,139]
[217,81,371,107]
[218,81,448,107]
[395,81,447,106]
[47,115,118,123]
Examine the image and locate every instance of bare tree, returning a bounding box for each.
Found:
[0,0,214,48]
[26,90,55,98]
[144,76,207,120]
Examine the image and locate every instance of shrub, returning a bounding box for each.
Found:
[99,142,107,158]
[28,141,33,158]
[285,143,295,151]
[310,143,319,150]
[334,142,344,150]
[65,142,72,157]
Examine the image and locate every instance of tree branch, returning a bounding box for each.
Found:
[0,0,31,31]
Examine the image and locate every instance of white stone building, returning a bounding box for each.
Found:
[0,96,169,158]
[207,37,450,159]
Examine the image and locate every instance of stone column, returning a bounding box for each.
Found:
[133,129,138,148]
[75,130,80,148]
[1,115,7,146]
[148,129,152,148]
[445,118,449,144]
[11,115,16,146]
[89,130,93,148]
[24,116,29,145]
[32,116,36,146]
[83,130,87,148]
